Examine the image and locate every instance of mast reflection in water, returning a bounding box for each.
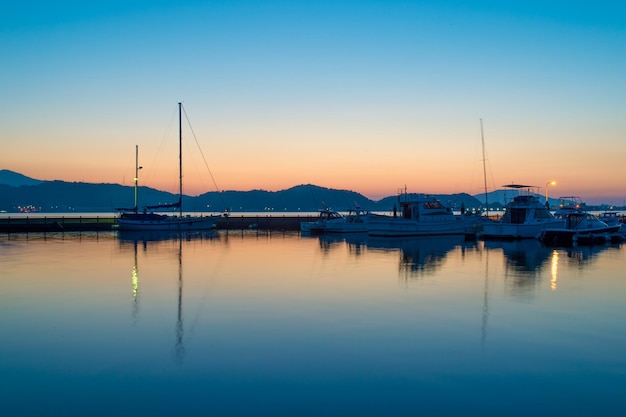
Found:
[118,230,220,363]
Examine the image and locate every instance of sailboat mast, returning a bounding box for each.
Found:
[480,119,489,218]
[178,102,183,217]
[134,144,139,213]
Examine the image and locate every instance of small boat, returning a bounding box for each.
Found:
[117,103,221,231]
[539,211,622,246]
[300,207,370,234]
[366,190,477,237]
[553,196,585,220]
[597,211,625,234]
[481,184,564,240]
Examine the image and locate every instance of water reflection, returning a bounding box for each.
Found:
[484,239,552,275]
[117,229,219,243]
[547,243,619,291]
[484,239,553,300]
[313,234,472,277]
[317,233,368,256]
[131,240,140,320]
[2,231,625,416]
[117,230,219,363]
[550,249,559,291]
[174,237,184,363]
[368,235,470,277]
[563,244,617,266]
[483,240,624,300]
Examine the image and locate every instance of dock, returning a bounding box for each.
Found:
[0,214,319,233]
[217,214,317,230]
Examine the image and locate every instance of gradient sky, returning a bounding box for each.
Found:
[1,0,625,205]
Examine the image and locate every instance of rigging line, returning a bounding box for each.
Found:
[146,106,178,192]
[186,240,226,343]
[181,104,229,212]
[181,104,220,192]
[477,120,498,208]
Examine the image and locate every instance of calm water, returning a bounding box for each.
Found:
[1,231,624,416]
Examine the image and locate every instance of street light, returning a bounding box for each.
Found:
[545,180,556,208]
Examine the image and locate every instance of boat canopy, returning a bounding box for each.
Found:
[501,184,537,189]
[144,198,182,211]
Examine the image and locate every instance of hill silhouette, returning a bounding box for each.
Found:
[0,169,43,187]
[0,170,484,213]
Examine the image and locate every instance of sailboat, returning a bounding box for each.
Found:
[117,103,222,231]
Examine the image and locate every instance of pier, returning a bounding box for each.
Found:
[0,214,319,233]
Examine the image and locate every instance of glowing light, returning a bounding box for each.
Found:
[132,265,139,299]
[550,250,559,291]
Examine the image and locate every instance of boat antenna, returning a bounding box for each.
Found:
[134,144,142,213]
[480,119,489,218]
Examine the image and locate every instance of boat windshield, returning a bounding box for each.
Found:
[533,208,554,219]
[320,211,343,220]
[423,201,445,209]
[506,208,527,224]
[567,213,585,229]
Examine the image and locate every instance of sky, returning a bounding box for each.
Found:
[1,0,625,205]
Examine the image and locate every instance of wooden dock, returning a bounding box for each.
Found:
[0,214,319,233]
[216,214,317,230]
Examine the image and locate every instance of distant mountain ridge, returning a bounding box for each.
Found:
[0,170,487,213]
[0,170,43,187]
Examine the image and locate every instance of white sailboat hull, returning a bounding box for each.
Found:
[118,214,219,231]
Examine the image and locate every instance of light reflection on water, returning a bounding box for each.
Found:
[0,231,625,416]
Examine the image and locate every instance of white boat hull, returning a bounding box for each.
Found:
[324,223,368,233]
[118,215,219,231]
[540,226,621,245]
[300,209,370,234]
[367,216,476,237]
[482,220,564,239]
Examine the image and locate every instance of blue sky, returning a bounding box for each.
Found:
[1,1,625,204]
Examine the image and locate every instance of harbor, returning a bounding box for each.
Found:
[2,210,624,246]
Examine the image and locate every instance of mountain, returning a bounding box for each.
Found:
[0,170,42,187]
[471,188,562,209]
[192,185,484,213]
[0,180,178,213]
[200,184,376,212]
[378,192,480,211]
[0,171,484,213]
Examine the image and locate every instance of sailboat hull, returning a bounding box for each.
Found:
[117,213,219,231]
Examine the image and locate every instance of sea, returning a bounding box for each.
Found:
[1,228,625,416]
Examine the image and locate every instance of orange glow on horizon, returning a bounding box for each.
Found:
[4,117,625,206]
[6,157,626,206]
